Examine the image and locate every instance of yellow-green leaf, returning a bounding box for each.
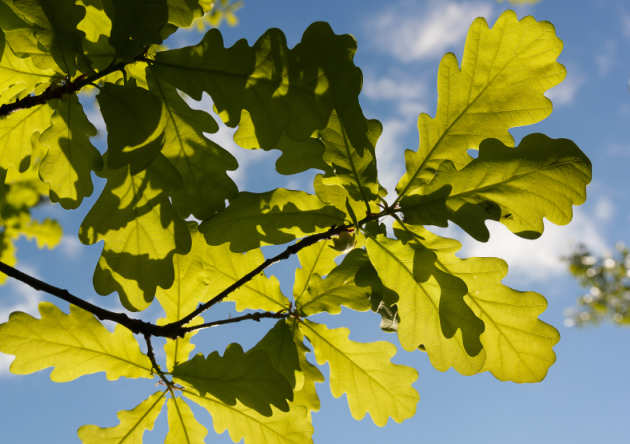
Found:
[0,302,153,381]
[184,389,313,444]
[165,396,207,444]
[0,104,53,172]
[396,10,565,198]
[78,391,166,444]
[299,320,419,427]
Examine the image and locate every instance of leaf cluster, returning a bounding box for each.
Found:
[0,2,591,443]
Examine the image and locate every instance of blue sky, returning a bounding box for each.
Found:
[1,1,630,443]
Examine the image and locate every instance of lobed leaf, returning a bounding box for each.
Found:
[184,389,313,444]
[300,320,419,427]
[396,10,565,199]
[0,302,153,381]
[78,391,166,444]
[401,133,591,241]
[165,396,208,444]
[0,104,53,173]
[199,188,344,252]
[173,343,293,416]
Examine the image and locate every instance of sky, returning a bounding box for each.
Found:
[1,1,630,443]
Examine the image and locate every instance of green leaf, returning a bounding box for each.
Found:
[0,302,153,381]
[296,248,373,315]
[148,73,238,219]
[38,94,103,209]
[401,133,591,241]
[396,10,566,199]
[102,0,168,58]
[166,0,204,28]
[78,391,166,444]
[0,104,53,173]
[173,343,293,416]
[152,22,372,175]
[97,82,166,170]
[165,396,208,444]
[299,319,419,427]
[199,188,344,252]
[402,224,560,382]
[248,320,300,388]
[0,32,56,103]
[293,238,339,303]
[183,389,313,444]
[314,112,382,217]
[76,0,112,44]
[291,323,324,412]
[366,234,486,374]
[80,162,191,311]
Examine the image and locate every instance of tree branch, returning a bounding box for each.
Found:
[0,55,146,118]
[182,310,289,333]
[143,333,174,388]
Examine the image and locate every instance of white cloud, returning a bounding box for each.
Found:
[455,207,608,281]
[363,72,429,117]
[546,69,585,106]
[595,40,616,77]
[622,13,630,37]
[0,353,14,377]
[594,197,615,223]
[374,118,409,200]
[58,235,83,259]
[367,1,494,62]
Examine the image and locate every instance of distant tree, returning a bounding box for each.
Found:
[0,1,591,442]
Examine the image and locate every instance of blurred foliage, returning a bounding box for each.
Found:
[566,243,630,326]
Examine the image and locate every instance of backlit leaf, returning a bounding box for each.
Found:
[165,396,208,444]
[0,302,153,381]
[0,104,53,172]
[78,391,166,444]
[396,10,565,198]
[402,133,591,241]
[300,320,419,427]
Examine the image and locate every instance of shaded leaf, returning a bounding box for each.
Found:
[38,94,102,208]
[402,133,591,241]
[0,302,152,381]
[78,391,166,444]
[199,188,344,252]
[249,319,300,388]
[173,343,293,416]
[300,320,419,427]
[165,396,208,444]
[396,10,565,198]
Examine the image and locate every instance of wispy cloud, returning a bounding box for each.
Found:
[546,67,585,106]
[374,118,409,199]
[366,1,493,62]
[454,207,608,282]
[363,71,429,118]
[595,40,616,77]
[622,12,630,37]
[58,235,83,259]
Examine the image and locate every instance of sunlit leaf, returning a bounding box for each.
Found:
[0,302,153,381]
[300,319,419,427]
[184,389,313,444]
[0,104,53,173]
[396,10,565,198]
[165,396,208,444]
[402,134,591,241]
[78,391,166,444]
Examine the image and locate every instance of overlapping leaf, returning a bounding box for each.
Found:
[396,10,566,198]
[401,134,591,241]
[148,74,238,220]
[80,160,191,310]
[300,320,419,427]
[366,234,486,374]
[38,95,102,208]
[174,343,293,416]
[152,21,372,175]
[296,248,373,315]
[184,389,313,444]
[199,188,344,252]
[0,302,153,381]
[165,396,207,444]
[78,391,166,444]
[401,224,560,382]
[0,104,53,172]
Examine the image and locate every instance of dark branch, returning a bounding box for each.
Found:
[182,310,289,333]
[0,55,146,118]
[143,333,174,387]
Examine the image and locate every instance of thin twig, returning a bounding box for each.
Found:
[182,310,289,333]
[143,333,174,388]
